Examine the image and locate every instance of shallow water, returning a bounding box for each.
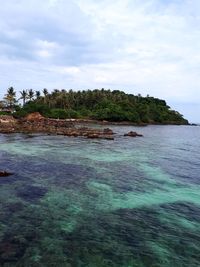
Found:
[0,125,200,267]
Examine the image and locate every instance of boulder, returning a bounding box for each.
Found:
[103,128,114,135]
[87,133,100,139]
[0,115,16,123]
[0,171,13,177]
[87,133,114,140]
[100,135,114,140]
[24,112,44,121]
[124,131,143,137]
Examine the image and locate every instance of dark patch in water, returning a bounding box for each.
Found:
[53,164,98,189]
[161,202,200,222]
[5,202,25,213]
[63,209,161,266]
[0,238,26,264]
[0,173,28,185]
[1,201,200,266]
[17,185,47,202]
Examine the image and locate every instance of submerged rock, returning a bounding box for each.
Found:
[87,133,114,140]
[17,185,47,202]
[102,135,114,140]
[87,133,100,139]
[0,239,26,262]
[124,131,143,137]
[0,171,13,177]
[103,128,114,135]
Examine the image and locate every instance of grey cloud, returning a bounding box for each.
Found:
[0,0,106,65]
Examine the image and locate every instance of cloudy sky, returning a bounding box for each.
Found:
[0,0,199,122]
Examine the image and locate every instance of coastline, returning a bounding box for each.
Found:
[59,118,190,127]
[42,117,189,126]
[0,113,192,140]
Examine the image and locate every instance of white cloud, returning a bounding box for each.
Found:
[36,40,59,50]
[48,0,59,7]
[57,66,80,75]
[37,50,52,58]
[35,39,61,59]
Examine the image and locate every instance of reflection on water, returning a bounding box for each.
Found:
[0,125,200,267]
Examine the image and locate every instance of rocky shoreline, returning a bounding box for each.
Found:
[0,113,143,140]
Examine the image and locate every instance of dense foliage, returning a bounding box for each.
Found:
[1,87,188,124]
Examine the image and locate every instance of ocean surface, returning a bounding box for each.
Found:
[0,125,200,267]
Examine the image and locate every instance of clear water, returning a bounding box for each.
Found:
[0,125,200,267]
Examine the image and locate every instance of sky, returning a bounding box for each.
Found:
[0,0,200,122]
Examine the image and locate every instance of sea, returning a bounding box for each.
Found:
[0,125,200,267]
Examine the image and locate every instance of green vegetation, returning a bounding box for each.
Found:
[0,87,188,124]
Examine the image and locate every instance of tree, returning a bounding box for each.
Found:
[28,89,34,102]
[4,87,16,107]
[19,90,28,106]
[43,88,48,97]
[43,88,48,105]
[36,91,41,99]
[16,88,188,124]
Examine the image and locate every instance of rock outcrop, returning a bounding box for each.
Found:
[124,131,143,137]
[0,115,17,133]
[0,113,115,140]
[24,112,44,121]
[0,171,13,177]
[0,113,143,140]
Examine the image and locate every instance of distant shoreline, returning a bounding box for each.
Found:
[70,118,190,126]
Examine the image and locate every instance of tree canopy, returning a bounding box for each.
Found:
[8,88,188,124]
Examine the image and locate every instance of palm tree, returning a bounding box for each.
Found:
[43,88,48,97]
[4,87,16,107]
[28,89,34,101]
[43,88,48,105]
[36,91,41,99]
[19,90,28,106]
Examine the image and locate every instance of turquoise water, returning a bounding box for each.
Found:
[0,125,200,267]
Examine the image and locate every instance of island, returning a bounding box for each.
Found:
[0,87,188,126]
